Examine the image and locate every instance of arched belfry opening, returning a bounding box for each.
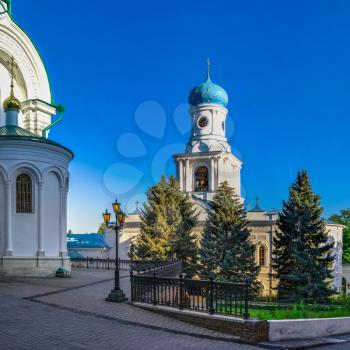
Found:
[194,166,209,192]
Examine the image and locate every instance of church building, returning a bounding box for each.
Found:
[0,1,73,276]
[122,63,344,295]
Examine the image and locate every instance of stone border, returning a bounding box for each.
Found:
[132,302,269,343]
[268,317,350,341]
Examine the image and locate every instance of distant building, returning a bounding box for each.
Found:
[67,234,111,259]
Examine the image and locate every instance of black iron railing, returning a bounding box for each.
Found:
[70,257,182,276]
[131,272,249,318]
[71,257,130,270]
[135,260,182,277]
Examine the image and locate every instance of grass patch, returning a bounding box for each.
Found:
[248,303,350,320]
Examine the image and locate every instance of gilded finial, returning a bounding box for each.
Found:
[3,56,21,111]
[206,57,211,81]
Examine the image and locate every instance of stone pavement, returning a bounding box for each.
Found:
[0,269,262,350]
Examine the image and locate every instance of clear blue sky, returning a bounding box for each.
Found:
[14,0,350,232]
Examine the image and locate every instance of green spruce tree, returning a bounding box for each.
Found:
[329,209,350,264]
[273,170,335,303]
[200,182,260,289]
[97,223,106,234]
[132,176,198,274]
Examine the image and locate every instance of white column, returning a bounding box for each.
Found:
[59,185,64,255]
[179,159,184,192]
[37,182,45,256]
[216,157,220,188]
[185,158,190,193]
[59,186,68,257]
[5,181,13,256]
[210,157,215,192]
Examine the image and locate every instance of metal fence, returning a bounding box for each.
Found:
[135,260,182,277]
[131,272,249,318]
[70,257,182,276]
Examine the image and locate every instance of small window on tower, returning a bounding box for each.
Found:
[258,245,266,266]
[16,173,33,213]
[194,166,209,192]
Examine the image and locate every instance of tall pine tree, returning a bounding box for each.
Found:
[200,182,260,289]
[273,170,335,303]
[132,176,198,275]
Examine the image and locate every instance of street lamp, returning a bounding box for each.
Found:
[103,198,127,302]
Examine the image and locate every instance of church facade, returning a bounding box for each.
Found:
[0,2,73,276]
[122,65,344,295]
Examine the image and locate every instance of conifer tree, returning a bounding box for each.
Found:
[132,176,198,274]
[200,182,260,289]
[273,170,335,303]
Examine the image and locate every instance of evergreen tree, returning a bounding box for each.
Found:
[97,223,106,234]
[273,170,335,303]
[132,176,198,274]
[329,209,350,264]
[200,182,260,289]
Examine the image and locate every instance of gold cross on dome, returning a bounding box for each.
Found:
[7,56,17,92]
[8,56,17,79]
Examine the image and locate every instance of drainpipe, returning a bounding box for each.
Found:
[42,105,65,139]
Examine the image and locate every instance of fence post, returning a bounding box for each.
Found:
[244,278,249,319]
[179,273,183,310]
[209,276,214,315]
[153,272,157,305]
[107,257,110,270]
[118,257,121,270]
[130,270,134,301]
[96,257,99,269]
[86,256,89,269]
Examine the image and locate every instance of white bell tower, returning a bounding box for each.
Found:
[174,60,242,202]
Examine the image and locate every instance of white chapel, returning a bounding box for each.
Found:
[0,1,73,276]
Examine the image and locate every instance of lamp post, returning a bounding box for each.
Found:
[103,198,127,302]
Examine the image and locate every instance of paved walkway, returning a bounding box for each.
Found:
[0,269,261,350]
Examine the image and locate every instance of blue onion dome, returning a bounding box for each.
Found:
[188,76,228,108]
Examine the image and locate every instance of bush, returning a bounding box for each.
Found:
[330,294,350,306]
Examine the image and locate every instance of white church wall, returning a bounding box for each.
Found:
[0,140,72,276]
[43,172,61,256]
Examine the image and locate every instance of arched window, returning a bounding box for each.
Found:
[16,173,32,213]
[194,166,209,192]
[259,245,266,266]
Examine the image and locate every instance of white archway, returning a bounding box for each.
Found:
[0,12,55,134]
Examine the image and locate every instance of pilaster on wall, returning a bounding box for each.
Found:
[59,185,69,256]
[37,182,44,256]
[4,180,12,256]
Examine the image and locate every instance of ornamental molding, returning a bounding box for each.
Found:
[0,15,51,102]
